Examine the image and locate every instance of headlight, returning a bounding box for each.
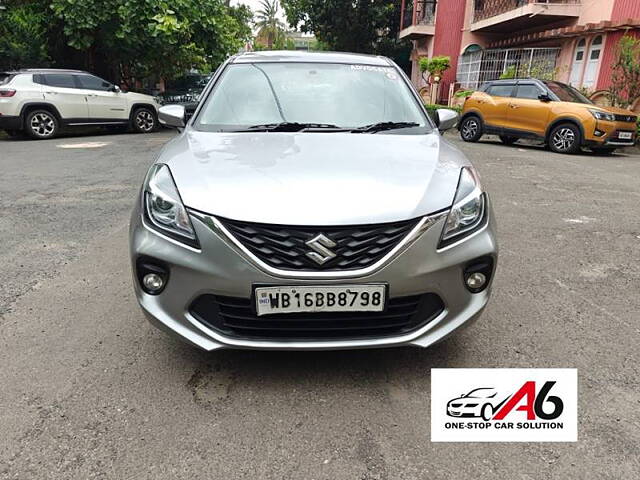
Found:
[589,109,615,122]
[143,164,199,247]
[439,167,485,247]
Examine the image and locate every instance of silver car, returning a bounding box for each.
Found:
[129,51,498,351]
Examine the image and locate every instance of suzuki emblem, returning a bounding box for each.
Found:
[305,234,337,265]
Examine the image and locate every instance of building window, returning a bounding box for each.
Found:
[457,45,483,89]
[457,47,559,90]
[569,36,604,89]
[569,39,586,86]
[583,36,603,89]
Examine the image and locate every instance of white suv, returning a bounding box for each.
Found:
[0,69,160,139]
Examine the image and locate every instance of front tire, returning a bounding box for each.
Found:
[549,123,581,154]
[481,404,494,421]
[460,116,483,142]
[131,107,157,133]
[25,109,59,140]
[499,135,518,145]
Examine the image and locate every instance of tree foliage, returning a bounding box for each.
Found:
[419,56,451,76]
[254,0,285,49]
[0,1,50,69]
[610,34,640,108]
[0,0,252,84]
[281,0,411,71]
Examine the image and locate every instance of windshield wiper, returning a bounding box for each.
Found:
[352,121,420,133]
[231,122,343,132]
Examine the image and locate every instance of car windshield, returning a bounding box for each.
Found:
[464,388,495,398]
[194,62,430,132]
[544,81,593,104]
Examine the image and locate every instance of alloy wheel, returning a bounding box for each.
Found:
[462,119,478,140]
[552,127,575,152]
[135,110,155,132]
[30,112,55,138]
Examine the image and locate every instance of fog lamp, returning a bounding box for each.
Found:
[143,273,164,292]
[463,256,494,293]
[594,129,605,137]
[136,256,169,295]
[466,272,486,290]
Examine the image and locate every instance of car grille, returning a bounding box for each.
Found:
[615,114,637,123]
[218,217,420,271]
[189,293,444,340]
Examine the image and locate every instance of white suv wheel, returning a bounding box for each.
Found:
[26,110,58,139]
[133,108,156,133]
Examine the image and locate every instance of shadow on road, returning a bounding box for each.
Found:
[161,331,470,390]
[0,126,173,142]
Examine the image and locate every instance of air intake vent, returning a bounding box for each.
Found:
[190,293,444,340]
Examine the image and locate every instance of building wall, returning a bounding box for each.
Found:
[578,0,615,24]
[459,0,496,57]
[597,0,640,90]
[403,0,640,97]
[611,0,640,20]
[431,0,467,101]
[555,39,576,84]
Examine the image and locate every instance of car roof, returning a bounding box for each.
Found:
[231,50,393,67]
[8,68,90,75]
[486,78,549,85]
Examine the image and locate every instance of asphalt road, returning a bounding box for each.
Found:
[1,130,639,479]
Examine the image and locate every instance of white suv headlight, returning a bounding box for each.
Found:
[144,164,198,247]
[440,167,485,246]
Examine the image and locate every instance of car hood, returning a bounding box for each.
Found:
[592,105,636,116]
[125,91,158,104]
[160,130,469,226]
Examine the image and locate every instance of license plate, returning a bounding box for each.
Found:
[619,132,633,140]
[254,285,386,316]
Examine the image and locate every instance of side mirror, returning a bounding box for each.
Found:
[436,109,459,133]
[110,85,121,93]
[158,104,186,128]
[538,94,551,102]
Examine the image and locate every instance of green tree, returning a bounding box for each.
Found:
[1,0,252,84]
[281,0,410,71]
[499,65,517,80]
[419,56,451,81]
[610,35,640,108]
[273,34,296,50]
[255,0,285,49]
[0,0,50,69]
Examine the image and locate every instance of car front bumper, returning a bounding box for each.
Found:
[585,120,637,147]
[129,198,498,351]
[447,407,479,418]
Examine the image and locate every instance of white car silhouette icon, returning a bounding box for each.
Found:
[446,387,509,421]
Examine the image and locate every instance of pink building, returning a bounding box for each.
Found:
[399,0,640,103]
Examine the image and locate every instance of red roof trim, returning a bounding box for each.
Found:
[487,18,640,48]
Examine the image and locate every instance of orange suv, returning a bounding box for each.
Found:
[459,79,637,154]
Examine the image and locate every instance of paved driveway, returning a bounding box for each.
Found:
[0,131,639,479]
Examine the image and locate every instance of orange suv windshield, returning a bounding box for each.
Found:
[544,81,593,104]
